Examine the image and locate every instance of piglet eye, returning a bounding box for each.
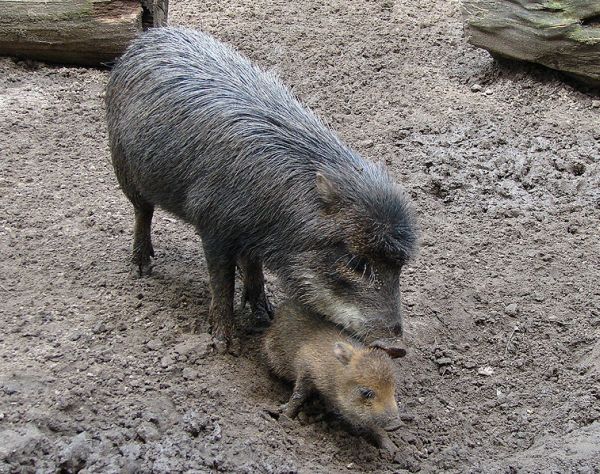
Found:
[360,388,375,399]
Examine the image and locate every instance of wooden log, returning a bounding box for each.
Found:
[0,0,168,67]
[462,0,600,85]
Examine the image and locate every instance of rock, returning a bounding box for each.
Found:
[393,451,421,472]
[182,367,198,380]
[592,100,600,109]
[0,425,45,459]
[92,322,107,334]
[136,421,160,442]
[436,357,452,366]
[209,422,222,442]
[182,410,210,437]
[119,442,141,458]
[2,382,18,395]
[505,303,518,317]
[146,339,162,351]
[478,366,495,376]
[160,356,173,368]
[59,432,91,472]
[471,84,482,92]
[360,139,374,148]
[173,333,213,362]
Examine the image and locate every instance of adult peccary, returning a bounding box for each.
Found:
[105,27,418,351]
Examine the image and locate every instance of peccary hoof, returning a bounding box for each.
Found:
[369,338,407,359]
[130,261,153,278]
[210,335,241,356]
[244,309,272,334]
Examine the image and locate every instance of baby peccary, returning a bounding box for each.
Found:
[264,301,399,451]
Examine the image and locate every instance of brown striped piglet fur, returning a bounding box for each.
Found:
[264,300,400,450]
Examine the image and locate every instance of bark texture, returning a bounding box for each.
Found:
[0,0,168,66]
[462,1,600,85]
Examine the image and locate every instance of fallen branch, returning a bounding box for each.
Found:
[462,0,600,85]
[0,0,168,66]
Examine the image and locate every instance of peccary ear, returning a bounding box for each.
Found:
[333,342,355,365]
[369,339,407,359]
[315,172,339,210]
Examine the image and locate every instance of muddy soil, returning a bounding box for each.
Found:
[1,0,599,472]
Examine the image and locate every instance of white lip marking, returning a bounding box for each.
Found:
[328,300,365,331]
[298,269,366,332]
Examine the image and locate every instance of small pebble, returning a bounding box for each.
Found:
[160,356,173,368]
[504,303,518,317]
[146,339,162,351]
[478,366,495,376]
[92,322,107,334]
[59,432,90,471]
[136,421,160,442]
[182,367,198,380]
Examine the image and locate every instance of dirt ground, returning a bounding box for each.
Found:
[1,0,599,472]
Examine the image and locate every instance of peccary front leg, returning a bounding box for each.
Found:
[284,372,312,418]
[239,255,273,329]
[202,240,236,353]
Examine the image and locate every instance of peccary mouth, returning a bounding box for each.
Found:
[383,418,404,432]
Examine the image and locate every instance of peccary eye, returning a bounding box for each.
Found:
[359,388,375,400]
[347,256,369,275]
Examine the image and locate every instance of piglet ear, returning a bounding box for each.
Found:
[369,339,407,359]
[333,342,354,365]
[315,172,339,210]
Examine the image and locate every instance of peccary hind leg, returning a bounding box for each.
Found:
[239,255,273,329]
[132,204,154,276]
[112,143,155,277]
[203,240,236,353]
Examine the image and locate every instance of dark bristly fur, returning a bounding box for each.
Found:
[264,300,399,448]
[105,27,418,347]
